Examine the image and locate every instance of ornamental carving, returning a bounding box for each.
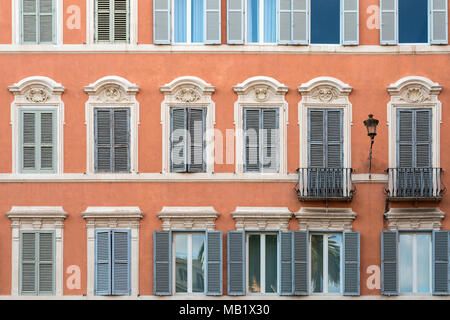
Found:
[175,88,201,103]
[95,85,129,102]
[25,87,49,103]
[311,86,339,102]
[254,87,269,102]
[399,87,431,103]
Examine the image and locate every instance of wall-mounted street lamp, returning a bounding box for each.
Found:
[363,114,379,179]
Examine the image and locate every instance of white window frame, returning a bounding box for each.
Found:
[84,76,140,175]
[244,0,277,44]
[6,206,67,296]
[172,0,197,44]
[233,76,288,175]
[8,76,65,175]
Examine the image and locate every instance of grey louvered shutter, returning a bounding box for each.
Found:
[227,0,244,43]
[262,109,279,172]
[38,232,54,294]
[95,109,113,172]
[244,109,260,172]
[114,0,129,42]
[279,0,308,44]
[343,231,360,296]
[154,231,172,295]
[415,109,432,168]
[293,231,308,295]
[154,0,171,44]
[381,230,398,296]
[188,108,206,172]
[96,0,111,41]
[433,230,449,295]
[22,0,38,43]
[342,0,359,45]
[170,108,187,172]
[227,231,245,295]
[326,109,343,168]
[280,231,293,295]
[380,0,397,44]
[40,112,55,171]
[39,0,55,43]
[205,0,221,44]
[21,232,37,294]
[22,112,36,171]
[206,231,222,295]
[397,109,413,168]
[113,109,130,172]
[95,230,111,295]
[308,109,324,167]
[279,0,292,44]
[112,230,130,295]
[430,0,448,44]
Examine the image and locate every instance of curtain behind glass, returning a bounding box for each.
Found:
[174,0,187,42]
[263,0,276,43]
[191,0,204,42]
[247,0,259,42]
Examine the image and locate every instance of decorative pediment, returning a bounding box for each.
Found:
[8,76,65,103]
[157,206,219,231]
[233,76,288,98]
[95,85,130,103]
[310,85,340,102]
[84,76,139,99]
[25,86,50,103]
[160,76,215,97]
[294,207,357,231]
[298,77,352,103]
[231,207,292,231]
[175,87,201,103]
[384,207,445,231]
[387,76,442,104]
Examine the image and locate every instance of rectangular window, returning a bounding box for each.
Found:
[20,231,55,295]
[399,0,428,43]
[310,233,342,294]
[174,233,206,294]
[20,109,56,173]
[246,0,276,43]
[94,108,130,173]
[399,233,431,294]
[310,0,340,44]
[174,0,204,43]
[247,233,278,294]
[21,0,56,44]
[95,0,129,43]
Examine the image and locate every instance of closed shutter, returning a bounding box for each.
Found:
[343,231,360,296]
[279,0,308,44]
[380,0,397,44]
[227,0,244,43]
[38,232,54,294]
[22,0,38,43]
[432,230,449,295]
[342,0,359,45]
[112,230,130,295]
[244,109,260,172]
[114,0,129,42]
[21,232,37,294]
[95,109,112,171]
[154,231,172,295]
[293,230,308,295]
[170,108,187,172]
[205,0,221,43]
[381,230,398,295]
[188,108,206,172]
[96,0,129,43]
[262,109,279,172]
[227,231,245,295]
[206,231,222,295]
[154,0,171,43]
[280,231,293,295]
[113,109,130,172]
[22,0,55,43]
[22,112,37,171]
[39,0,54,43]
[95,230,111,295]
[96,0,111,41]
[40,112,55,170]
[430,0,448,44]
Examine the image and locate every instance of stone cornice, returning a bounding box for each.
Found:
[81,206,143,220]
[384,207,445,231]
[6,206,68,220]
[231,207,292,231]
[157,206,219,231]
[294,207,357,231]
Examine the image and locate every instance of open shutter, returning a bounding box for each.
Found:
[39,0,54,43]
[188,108,206,172]
[430,0,448,44]
[343,231,360,296]
[113,109,130,172]
[206,231,222,295]
[380,0,397,44]
[227,231,245,295]
[22,112,37,171]
[262,109,279,173]
[21,232,37,294]
[96,0,112,42]
[95,109,113,172]
[170,108,187,172]
[95,230,112,295]
[293,230,308,295]
[244,109,261,172]
[205,0,221,43]
[154,231,172,295]
[113,0,129,42]
[112,230,130,295]
[227,0,244,43]
[22,0,38,43]
[342,0,359,45]
[381,230,398,296]
[280,231,293,295]
[38,232,54,294]
[154,0,171,43]
[40,112,55,171]
[433,230,449,295]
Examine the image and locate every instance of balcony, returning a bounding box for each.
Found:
[385,167,446,201]
[294,168,355,201]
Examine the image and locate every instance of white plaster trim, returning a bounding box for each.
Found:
[157,206,219,231]
[82,206,143,297]
[6,206,67,296]
[8,76,65,174]
[84,76,140,174]
[231,207,292,231]
[384,207,445,231]
[160,76,216,174]
[294,207,357,231]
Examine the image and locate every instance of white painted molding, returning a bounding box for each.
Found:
[384,207,445,231]
[298,76,352,96]
[6,206,67,296]
[233,76,288,95]
[157,206,219,231]
[231,207,292,231]
[294,207,357,231]
[9,76,65,95]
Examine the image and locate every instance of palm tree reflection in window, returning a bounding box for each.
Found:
[311,234,341,293]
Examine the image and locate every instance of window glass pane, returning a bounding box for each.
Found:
[247,0,259,42]
[174,0,187,42]
[416,233,431,293]
[399,234,413,293]
[248,234,261,293]
[191,233,205,292]
[263,0,276,43]
[191,0,204,42]
[399,0,428,43]
[328,234,341,293]
[175,234,188,293]
[311,234,323,293]
[311,0,340,44]
[265,234,277,293]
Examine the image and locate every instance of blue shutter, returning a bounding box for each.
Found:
[432,230,449,295]
[293,230,308,295]
[227,0,244,43]
[206,231,222,295]
[343,231,360,296]
[205,0,221,43]
[380,0,397,44]
[430,0,448,44]
[154,231,172,295]
[112,230,131,295]
[279,231,293,295]
[227,231,245,295]
[342,0,359,45]
[154,0,171,43]
[170,108,188,172]
[95,230,112,295]
[381,230,398,296]
[94,108,113,172]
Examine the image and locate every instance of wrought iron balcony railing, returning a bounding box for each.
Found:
[294,168,355,201]
[385,167,446,201]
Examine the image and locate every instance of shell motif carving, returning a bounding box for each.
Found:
[311,86,339,102]
[175,88,201,103]
[254,87,269,102]
[400,87,430,103]
[96,85,129,102]
[25,87,49,103]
